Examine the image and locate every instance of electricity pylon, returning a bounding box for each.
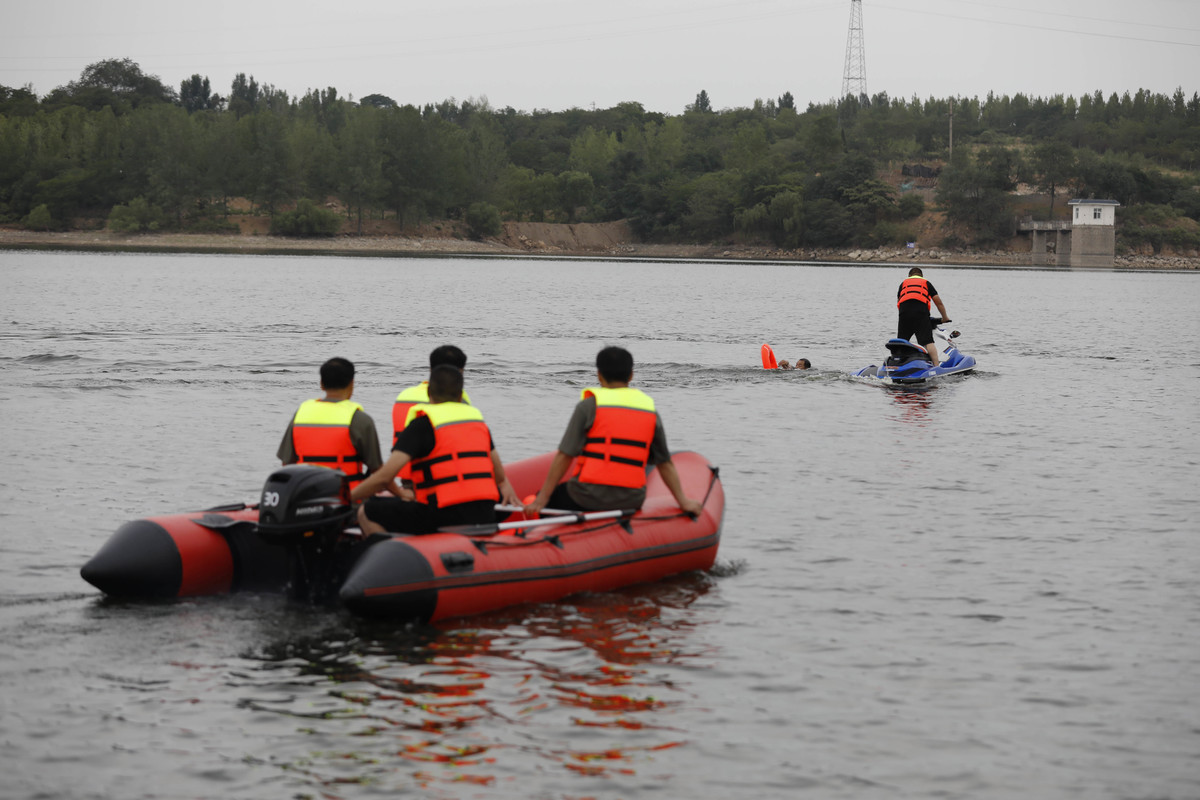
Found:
[841,0,868,102]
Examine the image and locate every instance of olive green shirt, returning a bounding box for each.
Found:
[276,404,384,473]
[557,395,671,510]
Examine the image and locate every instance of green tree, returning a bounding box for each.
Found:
[270,198,342,236]
[568,127,617,179]
[802,198,856,247]
[678,170,740,238]
[107,196,165,232]
[1031,140,1076,216]
[360,94,397,109]
[0,84,39,116]
[841,179,897,223]
[336,108,385,231]
[897,192,925,219]
[767,191,804,247]
[243,111,297,214]
[558,170,594,221]
[464,114,509,205]
[935,148,1015,244]
[32,167,93,223]
[289,120,338,203]
[725,122,770,172]
[228,73,259,119]
[142,105,205,224]
[380,105,438,222]
[180,75,220,113]
[201,112,248,215]
[45,58,176,113]
[499,165,536,221]
[465,201,502,238]
[24,203,54,230]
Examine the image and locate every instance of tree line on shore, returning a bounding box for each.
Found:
[2,58,1199,252]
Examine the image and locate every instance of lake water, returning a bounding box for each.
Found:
[1,250,1198,800]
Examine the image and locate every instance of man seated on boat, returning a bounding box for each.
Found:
[522,346,703,518]
[897,267,950,366]
[391,344,473,440]
[276,357,384,494]
[779,358,811,370]
[351,364,519,534]
[389,344,474,499]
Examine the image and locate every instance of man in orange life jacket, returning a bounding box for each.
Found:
[522,346,703,518]
[391,345,473,441]
[389,345,473,499]
[276,357,384,491]
[351,364,519,534]
[897,267,950,366]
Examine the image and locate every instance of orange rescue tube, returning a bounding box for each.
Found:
[761,343,777,369]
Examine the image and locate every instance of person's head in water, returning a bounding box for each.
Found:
[596,346,634,384]
[320,357,355,390]
[429,344,466,371]
[428,363,465,403]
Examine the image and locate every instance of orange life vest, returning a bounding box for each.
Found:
[897,276,931,308]
[391,383,470,479]
[570,387,657,489]
[291,399,366,487]
[406,402,498,508]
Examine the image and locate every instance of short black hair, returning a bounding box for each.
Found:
[596,346,634,383]
[798,358,812,369]
[428,363,464,402]
[319,357,355,390]
[429,345,467,370]
[908,267,924,277]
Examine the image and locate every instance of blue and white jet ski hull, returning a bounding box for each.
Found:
[853,325,976,384]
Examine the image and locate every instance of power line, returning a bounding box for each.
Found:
[872,1,1200,48]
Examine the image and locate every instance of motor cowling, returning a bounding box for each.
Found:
[257,465,354,545]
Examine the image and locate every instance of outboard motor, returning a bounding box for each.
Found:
[257,465,356,604]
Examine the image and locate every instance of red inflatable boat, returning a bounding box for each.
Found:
[81,451,724,623]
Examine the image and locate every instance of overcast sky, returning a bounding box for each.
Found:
[4,0,1198,114]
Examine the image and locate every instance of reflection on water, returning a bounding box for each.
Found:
[234,573,716,794]
[885,384,936,425]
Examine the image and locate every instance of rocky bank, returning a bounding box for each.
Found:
[1,220,1196,270]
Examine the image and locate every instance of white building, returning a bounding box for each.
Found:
[1066,199,1120,267]
[1021,199,1121,268]
[1070,198,1119,227]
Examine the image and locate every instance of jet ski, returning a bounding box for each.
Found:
[852,319,976,384]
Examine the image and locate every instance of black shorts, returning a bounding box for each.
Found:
[362,497,495,533]
[546,482,586,511]
[897,306,934,345]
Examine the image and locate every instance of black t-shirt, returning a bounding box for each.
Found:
[392,414,495,459]
[372,412,497,529]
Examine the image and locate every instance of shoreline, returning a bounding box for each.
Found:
[1,229,1196,270]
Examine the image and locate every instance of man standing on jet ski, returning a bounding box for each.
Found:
[897,267,950,366]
